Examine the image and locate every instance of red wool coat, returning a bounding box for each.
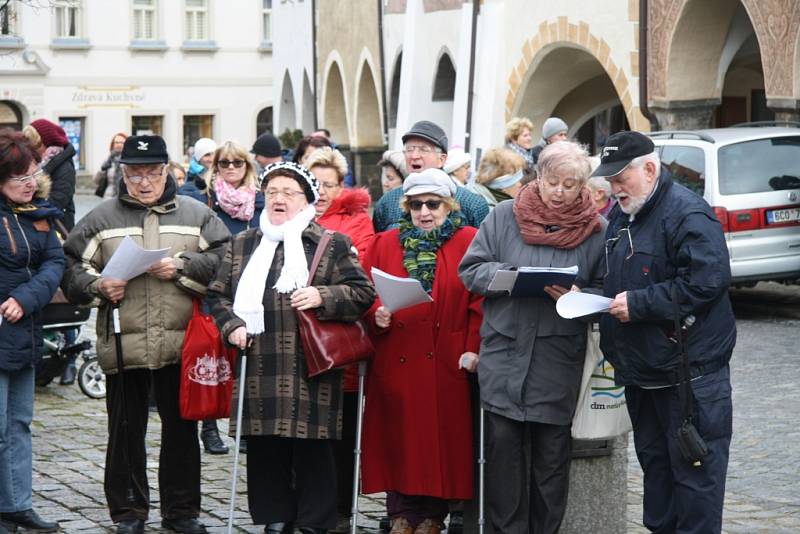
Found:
[360,226,483,499]
[317,187,375,392]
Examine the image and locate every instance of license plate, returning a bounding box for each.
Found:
[767,208,800,224]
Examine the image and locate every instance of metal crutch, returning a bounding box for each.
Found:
[478,407,486,534]
[350,360,368,534]
[227,342,249,534]
[112,304,136,504]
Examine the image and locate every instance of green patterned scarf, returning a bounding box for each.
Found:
[399,211,463,292]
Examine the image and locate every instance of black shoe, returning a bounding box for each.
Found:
[447,511,464,534]
[162,517,208,533]
[115,519,145,534]
[201,421,229,455]
[265,523,293,534]
[59,364,77,385]
[0,510,58,532]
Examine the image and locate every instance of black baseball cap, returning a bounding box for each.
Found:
[251,132,282,158]
[402,120,448,154]
[119,135,168,165]
[591,131,655,178]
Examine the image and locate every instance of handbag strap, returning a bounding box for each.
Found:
[306,230,335,286]
[671,284,695,422]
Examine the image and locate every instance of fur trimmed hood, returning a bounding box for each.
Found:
[327,187,371,216]
[36,171,52,200]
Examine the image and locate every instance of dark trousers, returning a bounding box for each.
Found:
[247,435,338,530]
[626,365,732,534]
[334,392,358,517]
[484,412,571,534]
[104,364,200,523]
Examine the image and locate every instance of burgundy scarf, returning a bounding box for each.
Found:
[512,181,601,249]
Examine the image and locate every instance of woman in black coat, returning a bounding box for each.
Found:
[24,119,77,230]
[0,130,64,533]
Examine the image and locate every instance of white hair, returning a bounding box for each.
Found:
[628,151,660,171]
[587,176,612,195]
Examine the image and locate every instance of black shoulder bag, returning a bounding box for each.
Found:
[671,285,709,467]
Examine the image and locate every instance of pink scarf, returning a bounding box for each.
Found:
[213,176,256,221]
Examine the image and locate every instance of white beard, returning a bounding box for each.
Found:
[618,193,647,215]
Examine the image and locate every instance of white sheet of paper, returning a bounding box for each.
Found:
[101,235,171,281]
[371,267,433,313]
[556,291,613,319]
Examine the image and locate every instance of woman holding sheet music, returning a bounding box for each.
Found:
[458,140,606,534]
[360,168,483,534]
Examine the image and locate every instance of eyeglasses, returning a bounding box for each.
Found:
[9,169,44,184]
[604,226,634,277]
[540,178,581,194]
[408,199,444,211]
[124,165,165,184]
[218,159,246,169]
[265,188,306,199]
[319,182,341,191]
[403,145,440,155]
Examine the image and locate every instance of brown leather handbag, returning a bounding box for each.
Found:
[297,230,374,377]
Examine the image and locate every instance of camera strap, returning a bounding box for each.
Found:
[671,284,694,422]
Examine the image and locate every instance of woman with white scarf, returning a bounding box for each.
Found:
[206,162,376,534]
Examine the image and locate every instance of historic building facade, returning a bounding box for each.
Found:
[0,0,274,178]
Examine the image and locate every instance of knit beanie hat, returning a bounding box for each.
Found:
[30,119,69,148]
[193,138,217,160]
[260,161,320,204]
[541,117,568,141]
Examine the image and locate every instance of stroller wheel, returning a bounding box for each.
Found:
[78,356,106,399]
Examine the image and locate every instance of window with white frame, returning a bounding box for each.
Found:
[132,0,157,40]
[185,0,208,41]
[54,0,82,39]
[1,1,18,36]
[262,0,272,43]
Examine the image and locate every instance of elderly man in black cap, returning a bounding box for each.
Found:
[62,135,230,534]
[372,120,489,232]
[594,130,735,534]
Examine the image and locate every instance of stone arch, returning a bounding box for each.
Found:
[321,55,350,144]
[505,19,646,132]
[432,48,456,101]
[301,70,315,134]
[255,105,273,137]
[388,49,403,129]
[278,70,297,134]
[353,50,384,148]
[0,100,25,130]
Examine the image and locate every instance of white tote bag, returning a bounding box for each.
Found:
[571,325,632,439]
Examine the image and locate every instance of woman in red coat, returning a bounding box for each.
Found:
[361,168,483,534]
[305,147,375,531]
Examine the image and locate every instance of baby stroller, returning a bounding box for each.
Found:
[34,293,105,399]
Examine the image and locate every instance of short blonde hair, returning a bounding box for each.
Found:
[22,125,42,150]
[537,141,592,184]
[475,148,526,186]
[209,141,258,190]
[504,117,533,144]
[400,195,460,214]
[303,146,349,182]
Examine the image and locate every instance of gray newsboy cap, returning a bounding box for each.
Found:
[403,168,457,197]
[402,120,449,153]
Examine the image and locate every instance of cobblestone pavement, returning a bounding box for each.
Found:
[29,313,799,533]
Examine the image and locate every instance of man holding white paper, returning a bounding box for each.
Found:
[62,135,230,534]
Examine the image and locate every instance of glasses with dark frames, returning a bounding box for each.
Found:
[218,159,246,169]
[408,199,444,211]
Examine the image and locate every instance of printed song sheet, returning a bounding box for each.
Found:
[371,267,433,312]
[101,236,171,281]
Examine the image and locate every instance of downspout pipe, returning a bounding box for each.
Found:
[377,0,389,146]
[464,0,480,152]
[639,0,660,131]
[311,0,319,130]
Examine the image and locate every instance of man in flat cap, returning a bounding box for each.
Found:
[594,130,735,534]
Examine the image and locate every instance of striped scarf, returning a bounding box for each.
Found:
[398,211,463,293]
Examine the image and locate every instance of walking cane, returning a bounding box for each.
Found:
[478,407,486,534]
[227,342,249,534]
[112,303,136,504]
[350,360,368,534]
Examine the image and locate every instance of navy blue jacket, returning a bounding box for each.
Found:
[178,175,264,235]
[0,197,65,371]
[600,171,736,386]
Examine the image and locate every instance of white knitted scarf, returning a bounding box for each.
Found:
[233,204,316,334]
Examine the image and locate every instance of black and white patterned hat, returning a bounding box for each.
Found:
[259,161,320,204]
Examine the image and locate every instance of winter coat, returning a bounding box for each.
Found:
[360,227,483,499]
[0,178,65,371]
[206,222,376,440]
[93,151,123,199]
[41,143,77,230]
[178,175,265,235]
[61,177,230,374]
[600,171,736,386]
[459,200,606,424]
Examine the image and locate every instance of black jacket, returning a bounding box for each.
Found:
[600,171,736,386]
[42,143,77,230]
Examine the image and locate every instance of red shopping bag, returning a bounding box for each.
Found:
[179,300,237,420]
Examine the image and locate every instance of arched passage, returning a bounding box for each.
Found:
[321,60,350,145]
[388,52,402,129]
[256,106,273,137]
[429,50,456,142]
[354,61,383,148]
[278,71,297,134]
[302,70,315,134]
[0,101,23,130]
[514,45,628,153]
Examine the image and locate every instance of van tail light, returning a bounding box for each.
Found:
[713,207,729,232]
[728,209,761,232]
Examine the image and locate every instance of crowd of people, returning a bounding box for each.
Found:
[0,115,735,534]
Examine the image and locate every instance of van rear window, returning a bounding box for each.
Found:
[718,136,800,194]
